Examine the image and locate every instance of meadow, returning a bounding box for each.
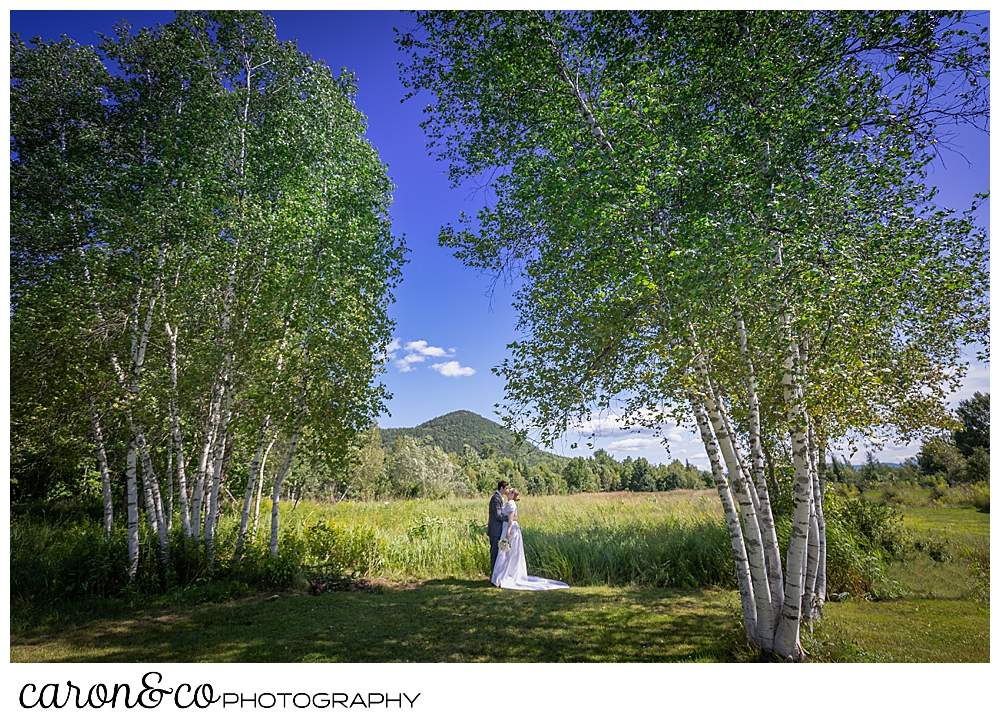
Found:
[10,489,990,662]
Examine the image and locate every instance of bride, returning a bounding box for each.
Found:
[491,488,569,591]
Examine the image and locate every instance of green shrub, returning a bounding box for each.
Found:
[913,536,951,563]
[773,514,902,600]
[824,494,908,558]
[303,518,387,576]
[958,540,989,606]
[943,483,990,511]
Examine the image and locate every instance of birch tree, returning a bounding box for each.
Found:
[11,11,404,582]
[397,9,988,659]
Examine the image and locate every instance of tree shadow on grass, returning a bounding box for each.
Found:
[11,579,740,663]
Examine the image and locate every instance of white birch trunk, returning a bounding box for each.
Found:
[136,429,169,572]
[536,17,615,155]
[165,321,192,538]
[126,435,139,582]
[88,398,114,537]
[720,399,761,514]
[204,370,233,567]
[734,304,784,620]
[191,381,223,541]
[253,430,279,542]
[798,339,822,626]
[166,433,173,533]
[773,314,812,661]
[236,416,271,559]
[204,399,231,568]
[269,429,301,558]
[805,418,827,622]
[814,444,828,615]
[690,394,757,644]
[693,350,774,648]
[123,242,167,574]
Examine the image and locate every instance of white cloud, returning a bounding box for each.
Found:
[405,340,449,358]
[605,438,662,452]
[387,338,458,372]
[431,361,476,377]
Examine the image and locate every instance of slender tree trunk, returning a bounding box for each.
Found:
[121,242,167,576]
[269,429,301,558]
[238,302,294,556]
[803,415,827,623]
[204,395,231,569]
[693,348,774,648]
[165,321,191,537]
[798,339,822,627]
[166,433,174,533]
[126,434,139,582]
[137,429,169,573]
[690,395,757,643]
[762,443,781,513]
[235,415,271,560]
[773,314,813,661]
[814,442,829,616]
[735,304,785,621]
[191,380,223,541]
[88,397,114,537]
[253,429,279,542]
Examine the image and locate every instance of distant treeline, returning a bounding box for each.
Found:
[327,423,711,501]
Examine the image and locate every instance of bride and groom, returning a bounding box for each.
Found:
[488,480,569,591]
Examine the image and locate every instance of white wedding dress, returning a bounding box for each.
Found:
[491,500,569,590]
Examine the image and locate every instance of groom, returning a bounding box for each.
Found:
[488,479,510,574]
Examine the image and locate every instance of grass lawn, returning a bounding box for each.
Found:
[805,506,989,662]
[11,581,741,663]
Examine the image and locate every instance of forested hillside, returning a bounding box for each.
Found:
[381,410,566,468]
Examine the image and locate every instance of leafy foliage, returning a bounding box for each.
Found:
[954,392,989,456]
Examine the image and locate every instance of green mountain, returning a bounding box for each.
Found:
[380,410,566,468]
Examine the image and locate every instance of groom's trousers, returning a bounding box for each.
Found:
[489,535,501,574]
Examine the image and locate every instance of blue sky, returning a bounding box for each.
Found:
[10,10,990,468]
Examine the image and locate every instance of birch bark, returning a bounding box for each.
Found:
[693,349,774,647]
[88,397,114,537]
[166,433,173,533]
[252,430,279,542]
[137,429,169,572]
[236,416,271,559]
[734,304,784,618]
[165,321,191,537]
[690,394,757,643]
[269,428,301,557]
[126,436,139,582]
[191,381,223,541]
[204,383,232,568]
[773,314,813,661]
[814,444,829,615]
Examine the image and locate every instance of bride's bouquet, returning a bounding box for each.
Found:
[498,539,511,552]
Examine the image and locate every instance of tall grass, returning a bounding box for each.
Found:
[287,490,734,587]
[12,491,735,607]
[13,488,913,609]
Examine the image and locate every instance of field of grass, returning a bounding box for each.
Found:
[805,506,989,662]
[11,582,742,663]
[10,490,989,663]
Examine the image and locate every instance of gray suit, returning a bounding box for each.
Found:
[488,491,509,573]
